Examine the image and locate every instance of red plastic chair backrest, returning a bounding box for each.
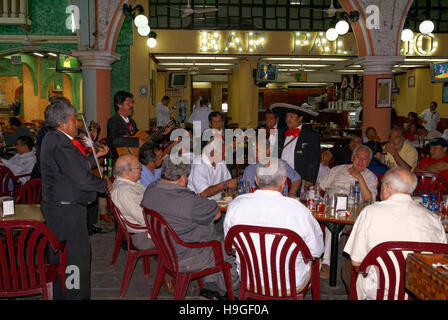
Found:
[0,165,20,197]
[143,207,200,274]
[357,241,448,300]
[14,179,42,204]
[0,220,63,296]
[106,197,146,251]
[413,172,448,200]
[224,224,314,299]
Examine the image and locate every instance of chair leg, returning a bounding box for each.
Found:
[222,265,234,300]
[174,274,190,300]
[151,262,165,300]
[119,251,138,298]
[111,229,123,266]
[311,261,321,300]
[142,256,151,277]
[198,277,204,291]
[349,267,358,300]
[44,282,53,300]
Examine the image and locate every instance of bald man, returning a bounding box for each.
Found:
[343,167,447,299]
[110,154,154,250]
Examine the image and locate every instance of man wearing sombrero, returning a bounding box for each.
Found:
[270,103,321,191]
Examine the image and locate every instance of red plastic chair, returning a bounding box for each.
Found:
[14,179,42,204]
[0,165,30,197]
[224,225,321,300]
[413,172,448,200]
[349,241,448,300]
[143,207,234,300]
[0,220,67,300]
[106,197,158,298]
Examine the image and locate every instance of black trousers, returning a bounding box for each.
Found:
[41,200,91,300]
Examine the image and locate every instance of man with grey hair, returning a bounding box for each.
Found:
[142,156,240,300]
[224,158,324,290]
[111,154,155,250]
[343,167,447,299]
[383,126,418,170]
[317,144,378,278]
[40,97,111,300]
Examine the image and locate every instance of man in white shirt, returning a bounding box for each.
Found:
[0,135,36,185]
[188,140,237,200]
[224,158,324,290]
[188,98,212,133]
[317,144,378,278]
[110,154,155,250]
[343,167,447,300]
[156,96,171,127]
[420,101,441,132]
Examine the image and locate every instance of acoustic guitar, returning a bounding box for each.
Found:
[116,119,178,156]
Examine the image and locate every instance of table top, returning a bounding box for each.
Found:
[1,204,44,222]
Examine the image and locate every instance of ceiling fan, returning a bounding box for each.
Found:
[312,0,345,17]
[170,0,218,18]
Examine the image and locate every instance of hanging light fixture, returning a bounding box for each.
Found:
[401,28,414,42]
[138,25,150,36]
[325,28,338,41]
[147,32,157,48]
[335,20,349,35]
[134,14,148,28]
[419,20,434,35]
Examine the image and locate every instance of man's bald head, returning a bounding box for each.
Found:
[114,154,141,182]
[382,167,417,195]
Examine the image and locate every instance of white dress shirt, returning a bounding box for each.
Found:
[420,108,440,131]
[189,106,212,133]
[281,124,301,170]
[224,190,324,288]
[268,123,277,147]
[110,176,147,234]
[1,151,36,184]
[156,102,170,127]
[344,193,447,300]
[187,154,231,200]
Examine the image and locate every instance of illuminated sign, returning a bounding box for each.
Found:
[400,33,438,56]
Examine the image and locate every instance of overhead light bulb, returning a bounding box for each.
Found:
[401,28,414,42]
[335,20,349,35]
[147,37,157,48]
[134,14,148,28]
[419,20,434,35]
[325,28,338,41]
[137,25,150,36]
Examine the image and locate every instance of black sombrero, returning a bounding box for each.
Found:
[270,103,319,122]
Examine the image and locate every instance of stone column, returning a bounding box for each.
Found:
[71,50,120,139]
[211,82,223,112]
[358,56,404,141]
[237,59,258,129]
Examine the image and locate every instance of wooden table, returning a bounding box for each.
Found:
[1,204,44,222]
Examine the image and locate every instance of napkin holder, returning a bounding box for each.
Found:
[0,196,15,217]
[335,193,348,214]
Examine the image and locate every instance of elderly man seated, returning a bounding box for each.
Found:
[110,154,154,250]
[383,126,418,170]
[317,145,378,278]
[242,140,301,197]
[224,158,324,291]
[142,156,240,300]
[343,167,447,299]
[188,139,237,200]
[0,135,36,185]
[138,142,163,188]
[414,137,448,181]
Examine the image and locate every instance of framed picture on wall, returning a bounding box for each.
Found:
[443,82,448,103]
[408,76,415,87]
[376,78,392,108]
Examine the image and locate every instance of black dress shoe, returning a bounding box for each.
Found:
[88,225,103,236]
[200,288,225,300]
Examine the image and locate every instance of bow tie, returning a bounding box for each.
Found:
[72,139,86,156]
[284,128,301,137]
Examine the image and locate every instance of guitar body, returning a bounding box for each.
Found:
[115,130,149,156]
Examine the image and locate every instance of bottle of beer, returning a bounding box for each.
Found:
[103,157,109,175]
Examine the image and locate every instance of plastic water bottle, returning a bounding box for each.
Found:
[429,195,439,212]
[348,185,355,209]
[353,180,361,205]
[237,180,245,195]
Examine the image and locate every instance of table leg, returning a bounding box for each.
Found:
[324,222,347,287]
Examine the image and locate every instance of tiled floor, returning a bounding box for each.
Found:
[90,229,350,300]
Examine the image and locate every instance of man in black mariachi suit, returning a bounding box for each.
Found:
[271,103,321,191]
[40,97,111,300]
